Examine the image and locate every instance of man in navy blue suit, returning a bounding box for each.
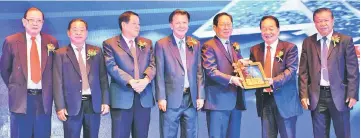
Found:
[53,18,110,138]
[155,9,205,138]
[201,12,246,138]
[103,11,156,138]
[249,15,303,138]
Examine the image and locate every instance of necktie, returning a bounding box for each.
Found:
[129,40,139,79]
[30,37,41,83]
[76,47,90,91]
[321,36,329,81]
[179,39,189,88]
[225,40,233,61]
[264,46,272,92]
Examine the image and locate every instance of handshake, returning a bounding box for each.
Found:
[128,77,150,93]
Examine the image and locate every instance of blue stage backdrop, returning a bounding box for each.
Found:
[0,1,359,138]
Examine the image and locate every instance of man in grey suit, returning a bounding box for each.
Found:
[249,15,302,138]
[299,8,359,138]
[155,9,205,138]
[201,12,246,138]
[103,11,156,138]
[53,18,109,138]
[0,7,58,138]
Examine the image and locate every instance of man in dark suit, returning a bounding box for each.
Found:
[53,18,109,138]
[0,7,58,138]
[299,8,359,138]
[249,16,303,138]
[103,11,156,138]
[155,9,205,138]
[201,12,246,138]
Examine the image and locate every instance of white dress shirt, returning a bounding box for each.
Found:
[71,43,91,95]
[263,39,279,77]
[317,30,333,86]
[173,34,189,88]
[26,33,42,89]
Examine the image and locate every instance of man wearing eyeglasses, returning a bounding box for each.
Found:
[0,7,59,138]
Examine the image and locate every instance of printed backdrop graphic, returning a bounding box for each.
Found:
[0,0,359,138]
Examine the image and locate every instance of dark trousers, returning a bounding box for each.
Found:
[10,94,51,138]
[261,95,297,138]
[311,88,350,138]
[111,93,151,138]
[160,92,197,138]
[206,108,242,138]
[63,98,101,138]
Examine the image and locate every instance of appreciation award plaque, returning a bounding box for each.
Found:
[233,61,270,89]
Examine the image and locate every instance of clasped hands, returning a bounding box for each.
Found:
[129,77,150,93]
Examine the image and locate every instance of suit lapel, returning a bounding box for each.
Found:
[327,32,337,59]
[135,37,141,61]
[66,45,81,77]
[118,35,133,58]
[273,41,283,77]
[229,40,237,62]
[214,36,232,63]
[313,35,321,62]
[40,34,48,75]
[18,33,28,80]
[168,35,184,70]
[258,43,265,67]
[185,36,194,76]
[85,45,92,75]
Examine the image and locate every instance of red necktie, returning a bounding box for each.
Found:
[264,46,272,92]
[30,37,41,83]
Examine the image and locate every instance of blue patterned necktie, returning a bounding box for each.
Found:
[321,36,329,81]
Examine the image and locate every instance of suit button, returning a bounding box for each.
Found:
[80,80,82,82]
[181,85,184,87]
[182,73,184,76]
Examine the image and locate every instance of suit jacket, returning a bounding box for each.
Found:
[201,36,245,110]
[250,40,303,118]
[53,44,109,116]
[103,35,156,109]
[155,35,205,108]
[299,32,360,111]
[0,32,58,114]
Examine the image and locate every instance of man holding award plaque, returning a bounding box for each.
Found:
[201,12,246,138]
[248,16,303,138]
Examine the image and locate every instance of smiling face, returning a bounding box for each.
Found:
[170,14,189,39]
[67,20,88,47]
[121,15,140,39]
[22,9,44,37]
[213,15,233,40]
[260,18,280,45]
[314,10,334,36]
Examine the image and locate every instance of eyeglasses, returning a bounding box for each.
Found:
[218,23,232,28]
[25,19,44,24]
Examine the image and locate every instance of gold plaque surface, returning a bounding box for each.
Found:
[233,62,270,89]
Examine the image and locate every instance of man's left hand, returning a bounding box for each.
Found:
[101,104,110,115]
[346,97,357,108]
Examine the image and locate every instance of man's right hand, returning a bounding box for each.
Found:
[301,98,310,110]
[231,76,244,88]
[158,100,167,112]
[56,109,68,121]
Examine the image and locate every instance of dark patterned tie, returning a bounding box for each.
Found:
[129,40,139,79]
